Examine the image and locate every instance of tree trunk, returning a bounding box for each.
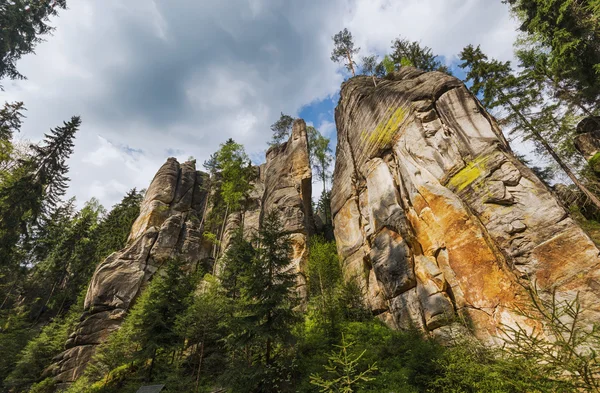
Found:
[0,280,16,309]
[266,337,271,366]
[213,203,229,275]
[195,333,205,393]
[148,348,157,381]
[346,50,355,76]
[503,94,600,210]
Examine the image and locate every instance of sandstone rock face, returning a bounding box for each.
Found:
[332,69,600,342]
[218,120,315,296]
[262,119,315,296]
[52,159,211,383]
[52,120,315,383]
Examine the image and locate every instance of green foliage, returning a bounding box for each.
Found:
[5,294,83,391]
[331,28,360,76]
[0,0,67,89]
[238,210,298,365]
[459,44,600,209]
[310,334,377,393]
[390,36,449,73]
[94,188,143,260]
[306,126,333,211]
[0,101,25,171]
[505,0,600,104]
[501,285,600,391]
[0,307,37,386]
[270,112,294,146]
[216,138,254,211]
[87,259,197,384]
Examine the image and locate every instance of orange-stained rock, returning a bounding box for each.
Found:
[331,68,600,342]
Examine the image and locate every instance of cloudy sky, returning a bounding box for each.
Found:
[1,0,520,209]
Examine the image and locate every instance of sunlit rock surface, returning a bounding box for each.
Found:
[331,69,600,342]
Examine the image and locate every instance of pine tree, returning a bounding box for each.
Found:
[176,275,226,391]
[331,28,360,77]
[0,116,80,271]
[0,0,67,89]
[459,45,600,210]
[219,228,254,301]
[0,101,25,170]
[270,112,294,146]
[26,199,102,320]
[360,55,378,86]
[390,36,449,73]
[309,334,378,393]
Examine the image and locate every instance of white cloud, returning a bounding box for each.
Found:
[1,0,520,209]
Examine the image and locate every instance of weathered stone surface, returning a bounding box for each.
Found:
[261,119,315,297]
[53,119,316,383]
[332,69,600,342]
[52,159,212,383]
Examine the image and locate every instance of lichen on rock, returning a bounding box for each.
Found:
[331,68,600,343]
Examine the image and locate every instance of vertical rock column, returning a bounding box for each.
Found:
[261,119,315,298]
[331,69,600,342]
[51,158,212,383]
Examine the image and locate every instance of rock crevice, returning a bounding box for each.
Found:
[332,69,600,341]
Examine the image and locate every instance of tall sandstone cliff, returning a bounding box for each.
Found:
[51,120,314,383]
[331,68,600,342]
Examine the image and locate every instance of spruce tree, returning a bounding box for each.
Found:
[94,188,143,260]
[0,0,67,89]
[0,102,25,170]
[505,0,600,104]
[132,259,195,380]
[242,209,298,366]
[219,228,254,301]
[31,116,81,217]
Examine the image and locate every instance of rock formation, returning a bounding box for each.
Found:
[51,120,314,384]
[331,68,600,342]
[51,159,212,383]
[574,116,600,174]
[218,119,314,296]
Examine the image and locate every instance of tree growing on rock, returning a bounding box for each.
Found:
[390,36,449,73]
[331,28,360,77]
[270,112,294,146]
[360,55,378,86]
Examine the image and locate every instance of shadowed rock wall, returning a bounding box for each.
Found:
[52,120,314,383]
[331,69,600,342]
[51,159,211,383]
